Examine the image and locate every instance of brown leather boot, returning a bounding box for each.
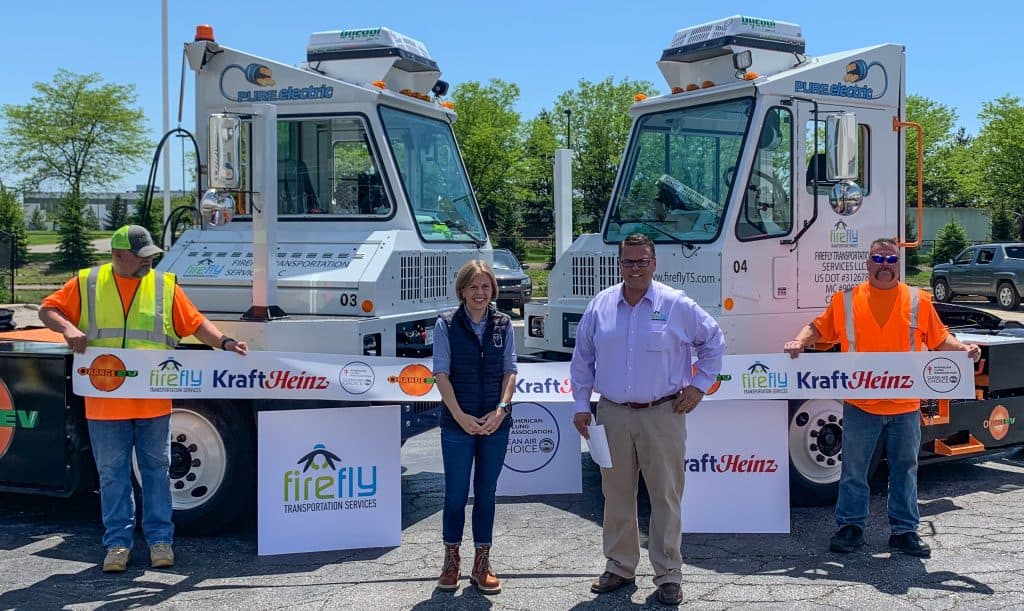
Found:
[470,545,501,594]
[437,544,460,591]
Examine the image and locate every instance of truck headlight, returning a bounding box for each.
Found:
[528,315,545,338]
[521,278,531,287]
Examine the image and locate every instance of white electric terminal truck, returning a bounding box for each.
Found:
[525,16,1024,504]
[0,26,493,532]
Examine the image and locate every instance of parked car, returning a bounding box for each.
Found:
[930,243,1024,310]
[492,249,532,316]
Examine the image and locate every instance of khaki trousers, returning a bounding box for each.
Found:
[597,396,686,586]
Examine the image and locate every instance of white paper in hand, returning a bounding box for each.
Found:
[586,424,613,468]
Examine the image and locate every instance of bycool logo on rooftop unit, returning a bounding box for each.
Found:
[795,57,888,100]
[830,221,859,248]
[741,361,789,395]
[219,63,334,103]
[0,378,39,461]
[149,356,202,394]
[282,443,379,513]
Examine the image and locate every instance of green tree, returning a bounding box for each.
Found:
[904,95,965,207]
[53,194,96,270]
[0,185,30,266]
[990,202,1016,242]
[28,207,48,231]
[83,205,101,230]
[0,69,150,196]
[450,79,526,255]
[904,211,920,268]
[553,78,657,232]
[931,219,969,266]
[105,195,130,230]
[972,95,1024,212]
[129,192,163,239]
[519,112,561,239]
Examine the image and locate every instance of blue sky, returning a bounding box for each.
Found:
[1,1,1020,191]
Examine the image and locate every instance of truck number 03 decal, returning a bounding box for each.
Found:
[339,293,358,307]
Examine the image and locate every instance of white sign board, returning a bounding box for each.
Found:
[682,400,789,533]
[496,402,581,496]
[257,406,401,555]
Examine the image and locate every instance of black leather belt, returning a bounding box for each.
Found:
[623,393,678,409]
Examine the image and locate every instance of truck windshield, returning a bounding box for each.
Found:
[606,97,753,244]
[379,106,487,244]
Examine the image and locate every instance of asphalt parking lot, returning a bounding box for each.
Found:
[2,427,1024,610]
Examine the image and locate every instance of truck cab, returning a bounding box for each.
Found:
[526,16,904,358]
[161,26,491,358]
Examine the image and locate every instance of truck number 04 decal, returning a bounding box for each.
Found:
[732,260,748,273]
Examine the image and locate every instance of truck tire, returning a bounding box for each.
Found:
[997,281,1020,311]
[788,399,843,505]
[133,400,255,534]
[931,278,953,303]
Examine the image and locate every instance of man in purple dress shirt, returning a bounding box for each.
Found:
[571,233,724,606]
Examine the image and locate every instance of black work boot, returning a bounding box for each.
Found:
[889,532,931,558]
[829,525,866,553]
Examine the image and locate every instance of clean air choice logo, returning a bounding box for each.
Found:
[923,357,961,393]
[503,402,560,473]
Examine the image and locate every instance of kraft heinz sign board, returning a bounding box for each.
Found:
[72,350,974,401]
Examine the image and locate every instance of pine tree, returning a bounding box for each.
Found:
[105,195,130,230]
[931,219,969,266]
[0,186,30,267]
[54,194,97,271]
[28,207,48,231]
[990,203,1016,242]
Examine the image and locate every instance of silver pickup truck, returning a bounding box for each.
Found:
[931,243,1024,310]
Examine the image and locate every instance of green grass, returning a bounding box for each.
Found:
[26,230,113,246]
[14,253,76,286]
[905,265,932,288]
[523,239,553,265]
[526,268,548,298]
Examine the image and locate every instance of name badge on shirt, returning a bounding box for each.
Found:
[493,332,503,348]
[650,310,667,321]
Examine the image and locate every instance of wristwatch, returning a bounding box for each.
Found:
[496,401,511,415]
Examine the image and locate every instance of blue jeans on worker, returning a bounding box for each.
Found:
[836,403,922,535]
[87,415,174,550]
[441,424,510,546]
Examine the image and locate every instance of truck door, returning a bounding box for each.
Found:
[971,246,996,293]
[795,105,900,309]
[949,247,976,294]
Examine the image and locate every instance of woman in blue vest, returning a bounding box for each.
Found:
[432,260,517,594]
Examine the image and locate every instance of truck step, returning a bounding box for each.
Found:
[933,434,986,456]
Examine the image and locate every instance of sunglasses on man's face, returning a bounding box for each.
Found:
[870,254,899,264]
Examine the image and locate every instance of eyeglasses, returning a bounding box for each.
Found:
[620,258,652,269]
[870,254,899,264]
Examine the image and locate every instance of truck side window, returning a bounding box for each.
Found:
[736,107,793,241]
[977,249,995,264]
[955,249,975,265]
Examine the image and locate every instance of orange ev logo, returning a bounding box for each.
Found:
[77,354,138,392]
[0,379,14,459]
[387,364,436,397]
[984,405,1015,441]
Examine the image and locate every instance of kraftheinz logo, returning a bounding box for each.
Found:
[984,405,1015,441]
[387,364,435,397]
[515,377,572,395]
[684,452,779,474]
[219,63,334,103]
[282,443,379,513]
[922,357,961,394]
[741,361,789,395]
[212,368,329,390]
[794,57,888,100]
[77,354,138,392]
[183,257,224,278]
[797,369,913,390]
[830,220,858,248]
[0,378,39,460]
[149,356,202,393]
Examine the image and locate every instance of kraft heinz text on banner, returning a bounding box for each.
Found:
[72,350,975,401]
[257,406,401,555]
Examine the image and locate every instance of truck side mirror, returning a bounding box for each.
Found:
[209,114,242,190]
[825,112,858,181]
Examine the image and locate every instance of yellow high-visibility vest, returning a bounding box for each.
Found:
[78,263,179,349]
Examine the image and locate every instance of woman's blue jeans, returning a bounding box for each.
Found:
[836,403,922,535]
[441,425,510,547]
[87,415,174,550]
